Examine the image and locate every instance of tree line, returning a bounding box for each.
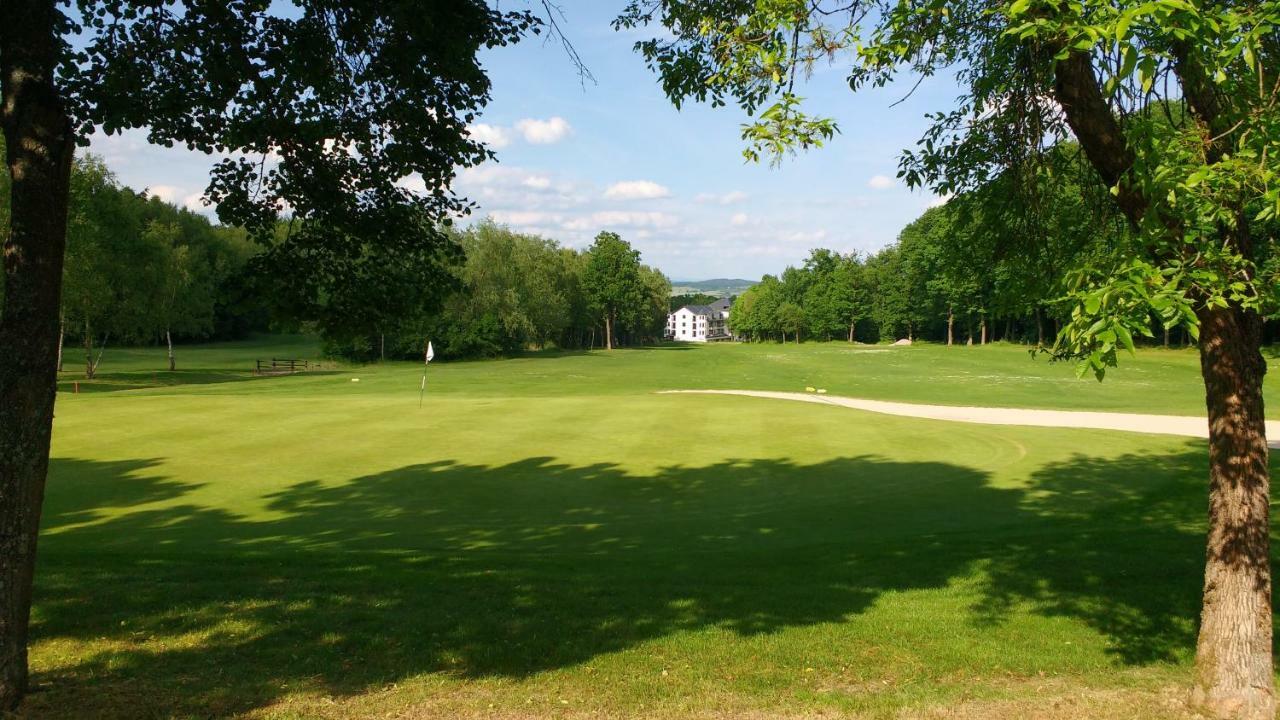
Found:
[325,222,670,361]
[732,147,1279,348]
[1,145,672,374]
[0,144,269,378]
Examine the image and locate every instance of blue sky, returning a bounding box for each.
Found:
[88,2,958,281]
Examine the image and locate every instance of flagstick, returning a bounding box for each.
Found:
[419,338,433,408]
[419,342,428,408]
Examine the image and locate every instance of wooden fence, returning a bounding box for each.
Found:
[255,358,310,375]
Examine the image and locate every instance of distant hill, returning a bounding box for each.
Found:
[669,278,758,297]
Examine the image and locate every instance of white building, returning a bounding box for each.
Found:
[666,297,732,342]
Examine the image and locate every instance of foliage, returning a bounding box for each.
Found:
[582,231,647,348]
[669,292,719,312]
[27,0,551,342]
[0,149,266,374]
[323,223,671,362]
[617,0,1280,376]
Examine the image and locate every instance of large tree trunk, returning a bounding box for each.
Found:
[947,305,954,346]
[166,329,176,371]
[604,313,613,351]
[980,314,987,345]
[0,0,75,708]
[1191,305,1273,720]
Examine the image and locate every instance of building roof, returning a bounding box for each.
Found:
[679,304,720,316]
[710,297,732,311]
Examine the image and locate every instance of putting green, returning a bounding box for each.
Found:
[28,338,1269,718]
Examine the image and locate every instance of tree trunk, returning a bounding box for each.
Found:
[1191,306,1273,720]
[166,329,176,371]
[1035,307,1044,346]
[947,305,954,346]
[83,321,95,380]
[55,315,63,373]
[980,315,987,345]
[0,0,76,707]
[1164,325,1170,348]
[1053,40,1274,718]
[379,333,385,362]
[604,313,613,351]
[848,321,855,343]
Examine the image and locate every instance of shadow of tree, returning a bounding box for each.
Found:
[54,369,343,394]
[971,450,1208,665]
[27,445,1254,717]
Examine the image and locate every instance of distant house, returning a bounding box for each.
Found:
[666,298,732,342]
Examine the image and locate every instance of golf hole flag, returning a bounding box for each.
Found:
[419,340,434,408]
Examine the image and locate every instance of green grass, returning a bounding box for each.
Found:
[61,334,1278,414]
[25,337,1277,718]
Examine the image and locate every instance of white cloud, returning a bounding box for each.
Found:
[559,210,679,232]
[783,229,829,244]
[522,175,552,190]
[396,173,427,194]
[695,190,748,205]
[730,212,749,226]
[147,185,181,203]
[604,180,671,200]
[928,192,954,208]
[182,192,209,212]
[491,210,563,226]
[589,210,678,228]
[867,175,895,190]
[467,123,511,149]
[515,116,572,144]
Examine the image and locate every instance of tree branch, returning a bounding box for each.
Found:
[1052,50,1146,226]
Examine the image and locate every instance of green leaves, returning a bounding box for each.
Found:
[1053,260,1186,381]
[624,0,1280,370]
[741,95,839,165]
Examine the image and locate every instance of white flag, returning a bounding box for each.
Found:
[426,341,435,363]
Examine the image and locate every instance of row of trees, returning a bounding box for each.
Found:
[733,145,1278,348]
[60,156,266,377]
[4,146,670,376]
[322,222,670,361]
[730,249,865,343]
[0,146,268,378]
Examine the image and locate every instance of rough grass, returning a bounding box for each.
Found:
[21,337,1276,718]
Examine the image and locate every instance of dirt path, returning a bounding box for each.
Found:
[660,389,1280,449]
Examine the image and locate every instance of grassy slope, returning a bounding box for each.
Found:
[25,337,1277,718]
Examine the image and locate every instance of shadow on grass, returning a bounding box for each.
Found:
[28,446,1229,717]
[55,369,342,394]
